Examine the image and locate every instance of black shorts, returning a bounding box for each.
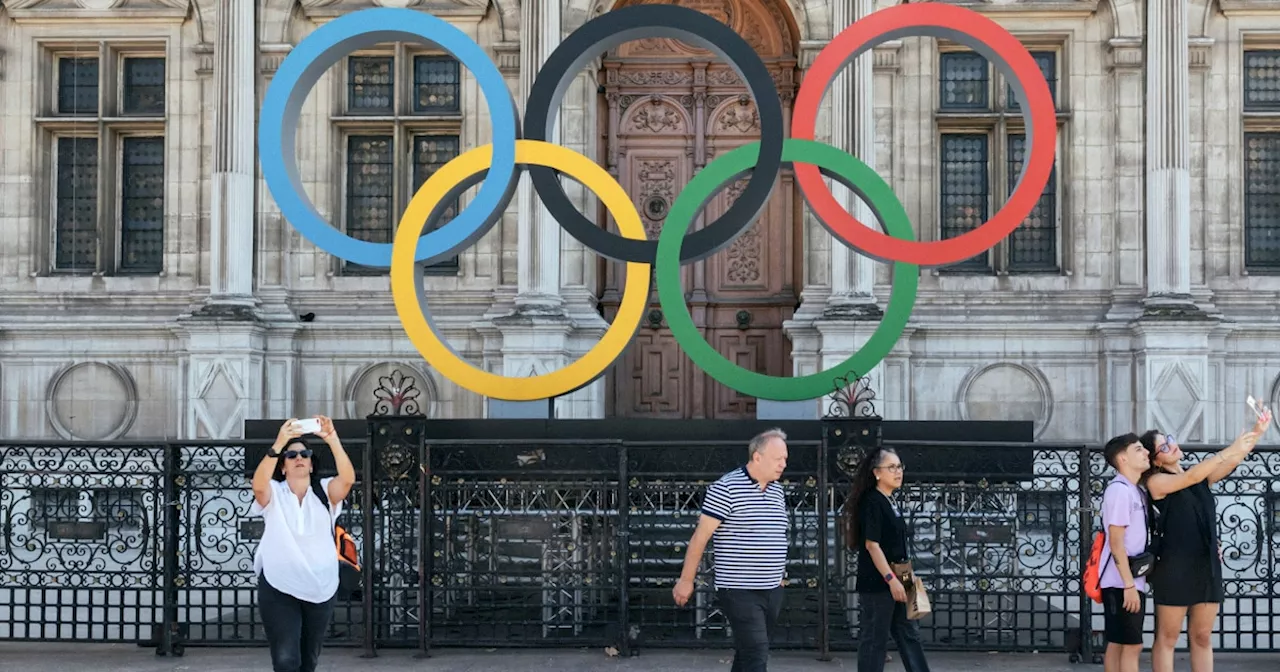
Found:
[1101,587,1146,645]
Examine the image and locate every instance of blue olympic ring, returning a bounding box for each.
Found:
[259,8,519,268]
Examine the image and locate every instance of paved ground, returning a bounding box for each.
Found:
[1,643,1278,672]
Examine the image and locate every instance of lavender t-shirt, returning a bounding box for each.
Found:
[1099,474,1149,591]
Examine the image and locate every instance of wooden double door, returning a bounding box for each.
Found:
[597,0,802,419]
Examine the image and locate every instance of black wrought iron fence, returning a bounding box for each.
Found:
[2,434,1278,661]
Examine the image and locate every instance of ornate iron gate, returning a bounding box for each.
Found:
[3,374,1279,660]
[0,444,168,644]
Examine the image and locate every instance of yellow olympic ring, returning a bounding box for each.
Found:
[390,140,651,401]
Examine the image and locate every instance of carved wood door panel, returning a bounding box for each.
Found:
[597,0,800,419]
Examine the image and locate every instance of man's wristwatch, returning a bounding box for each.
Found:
[267,448,282,458]
[884,572,895,584]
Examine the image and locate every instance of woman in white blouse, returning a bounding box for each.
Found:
[250,416,356,672]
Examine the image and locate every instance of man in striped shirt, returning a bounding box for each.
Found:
[672,428,790,672]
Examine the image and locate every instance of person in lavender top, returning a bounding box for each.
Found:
[1097,433,1151,672]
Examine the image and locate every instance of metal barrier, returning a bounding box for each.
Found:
[2,434,1277,659]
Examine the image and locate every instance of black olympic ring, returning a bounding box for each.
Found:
[522,4,785,265]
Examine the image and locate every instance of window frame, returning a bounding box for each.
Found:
[1241,45,1280,274]
[37,41,168,277]
[332,45,464,277]
[934,40,1070,277]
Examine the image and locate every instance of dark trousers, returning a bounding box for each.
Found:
[258,574,336,672]
[718,587,784,672]
[857,590,931,672]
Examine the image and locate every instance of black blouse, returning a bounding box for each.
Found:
[856,489,909,594]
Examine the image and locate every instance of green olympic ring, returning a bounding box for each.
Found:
[655,139,920,401]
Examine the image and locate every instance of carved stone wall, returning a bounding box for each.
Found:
[0,0,1279,440]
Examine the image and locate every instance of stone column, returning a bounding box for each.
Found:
[1143,0,1194,310]
[177,0,266,439]
[515,0,563,311]
[784,0,885,418]
[487,0,604,418]
[826,0,879,313]
[202,0,258,316]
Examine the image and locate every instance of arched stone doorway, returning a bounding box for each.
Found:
[597,0,801,419]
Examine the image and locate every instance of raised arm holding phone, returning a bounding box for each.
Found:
[249,416,355,672]
[1142,402,1271,672]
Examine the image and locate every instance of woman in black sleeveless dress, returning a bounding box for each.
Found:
[1140,411,1269,672]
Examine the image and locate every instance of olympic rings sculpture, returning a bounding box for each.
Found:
[259,3,1056,403]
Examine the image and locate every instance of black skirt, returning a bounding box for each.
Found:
[1150,551,1224,606]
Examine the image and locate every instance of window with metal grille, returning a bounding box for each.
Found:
[940,134,991,271]
[45,46,166,276]
[348,56,394,114]
[54,137,99,272]
[1243,133,1280,269]
[939,52,989,111]
[412,55,460,114]
[58,57,99,115]
[122,57,166,116]
[936,47,1063,274]
[338,49,463,275]
[1243,51,1280,271]
[120,137,165,273]
[1007,134,1058,272]
[343,135,395,275]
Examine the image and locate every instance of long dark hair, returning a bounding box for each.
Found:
[841,446,897,549]
[1138,429,1165,485]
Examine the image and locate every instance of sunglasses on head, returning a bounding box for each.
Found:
[284,449,313,460]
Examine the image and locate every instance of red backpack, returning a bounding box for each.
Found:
[310,479,362,598]
[1083,530,1110,604]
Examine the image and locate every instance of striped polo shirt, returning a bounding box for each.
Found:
[700,466,790,590]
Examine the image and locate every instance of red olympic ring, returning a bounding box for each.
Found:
[791,4,1057,267]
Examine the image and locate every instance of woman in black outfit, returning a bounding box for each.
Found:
[842,446,931,672]
[1140,408,1269,672]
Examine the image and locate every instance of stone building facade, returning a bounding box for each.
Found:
[0,0,1278,443]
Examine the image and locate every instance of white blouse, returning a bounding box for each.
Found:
[248,477,343,604]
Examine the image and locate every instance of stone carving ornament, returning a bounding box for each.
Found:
[636,160,676,239]
[627,97,687,133]
[4,0,188,8]
[616,70,694,87]
[715,96,760,133]
[723,178,761,283]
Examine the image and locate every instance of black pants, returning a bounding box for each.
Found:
[258,574,336,672]
[857,590,931,672]
[718,587,784,672]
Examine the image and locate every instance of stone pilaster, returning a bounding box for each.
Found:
[199,0,258,318]
[486,0,605,418]
[1104,36,1146,320]
[785,0,887,413]
[1143,0,1197,315]
[174,0,267,440]
[515,0,563,311]
[826,0,878,312]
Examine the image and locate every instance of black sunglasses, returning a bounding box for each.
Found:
[284,449,313,460]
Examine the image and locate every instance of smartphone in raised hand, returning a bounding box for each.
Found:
[1247,395,1273,435]
[293,417,322,435]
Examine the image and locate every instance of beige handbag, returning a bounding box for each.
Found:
[890,561,932,620]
